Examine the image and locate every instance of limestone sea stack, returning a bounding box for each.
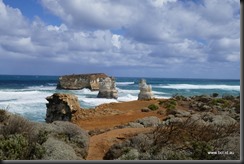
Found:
[97,77,118,99]
[138,79,154,100]
[46,93,81,123]
[57,73,108,90]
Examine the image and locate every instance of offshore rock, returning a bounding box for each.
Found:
[97,77,118,99]
[138,79,154,100]
[57,73,108,90]
[46,93,81,123]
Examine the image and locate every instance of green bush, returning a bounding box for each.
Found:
[0,133,46,160]
[0,134,29,160]
[0,114,47,159]
[152,118,240,160]
[211,93,219,98]
[160,99,177,110]
[148,104,159,111]
[0,109,7,122]
[172,94,186,101]
[165,108,177,115]
[190,141,212,160]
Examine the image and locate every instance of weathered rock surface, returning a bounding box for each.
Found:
[138,79,154,100]
[46,93,81,123]
[97,77,118,99]
[57,73,108,90]
[136,116,161,127]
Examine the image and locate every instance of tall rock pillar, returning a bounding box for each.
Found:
[138,79,154,100]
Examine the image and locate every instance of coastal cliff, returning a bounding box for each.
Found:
[57,73,108,90]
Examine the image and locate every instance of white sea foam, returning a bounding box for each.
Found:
[25,85,56,91]
[47,83,57,86]
[80,97,118,107]
[154,84,240,91]
[117,82,135,85]
[117,88,139,94]
[117,94,138,102]
[0,90,50,105]
[153,95,171,99]
[152,91,166,95]
[79,88,98,95]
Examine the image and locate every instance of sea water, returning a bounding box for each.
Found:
[0,75,240,122]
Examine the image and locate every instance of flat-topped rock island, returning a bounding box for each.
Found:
[56,73,108,90]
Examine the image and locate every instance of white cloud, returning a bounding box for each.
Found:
[111,34,121,49]
[150,0,177,8]
[41,0,137,30]
[0,0,240,78]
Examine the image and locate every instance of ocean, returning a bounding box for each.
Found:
[0,75,240,122]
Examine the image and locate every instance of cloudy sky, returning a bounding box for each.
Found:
[0,0,240,79]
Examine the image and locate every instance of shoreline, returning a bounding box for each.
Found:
[0,94,240,160]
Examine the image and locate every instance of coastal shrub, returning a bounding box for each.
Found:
[105,117,240,160]
[148,104,159,111]
[172,94,186,101]
[222,94,235,100]
[210,98,225,105]
[234,103,240,114]
[158,100,165,105]
[0,109,8,122]
[0,114,47,160]
[0,132,46,160]
[160,99,177,110]
[151,118,240,160]
[190,141,212,160]
[211,93,219,98]
[0,134,29,160]
[1,115,33,137]
[165,108,177,115]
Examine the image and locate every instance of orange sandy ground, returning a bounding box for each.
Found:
[72,99,171,160]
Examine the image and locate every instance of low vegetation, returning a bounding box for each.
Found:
[0,110,47,160]
[159,98,177,110]
[148,104,159,111]
[88,93,241,160]
[104,114,240,160]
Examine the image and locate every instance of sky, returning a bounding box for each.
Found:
[0,0,240,79]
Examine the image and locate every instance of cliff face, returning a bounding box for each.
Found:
[46,93,81,123]
[57,73,108,90]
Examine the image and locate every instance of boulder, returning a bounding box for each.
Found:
[138,79,154,100]
[136,116,161,127]
[57,73,108,90]
[97,77,118,99]
[46,93,81,123]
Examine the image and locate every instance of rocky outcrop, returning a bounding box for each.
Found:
[57,73,108,90]
[138,79,154,100]
[97,77,118,99]
[46,93,81,123]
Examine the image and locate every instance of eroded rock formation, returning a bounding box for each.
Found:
[57,73,108,90]
[138,79,154,100]
[97,77,118,99]
[46,93,81,123]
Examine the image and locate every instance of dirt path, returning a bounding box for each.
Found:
[72,99,166,160]
[86,127,153,160]
[73,99,165,130]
